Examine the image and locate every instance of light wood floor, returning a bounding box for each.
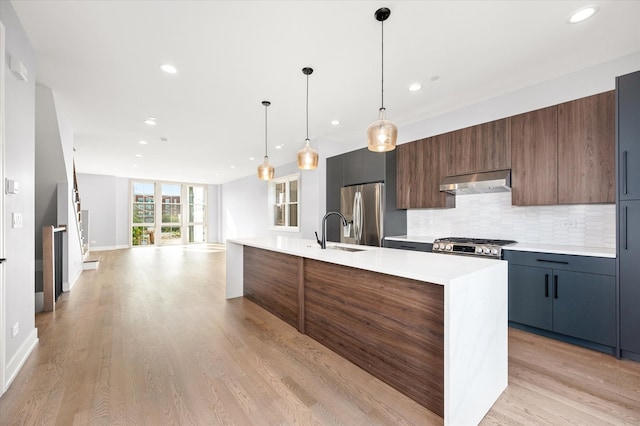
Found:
[1,246,639,425]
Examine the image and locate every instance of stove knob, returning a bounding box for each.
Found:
[475,246,483,254]
[491,248,499,255]
[445,244,453,251]
[483,247,491,254]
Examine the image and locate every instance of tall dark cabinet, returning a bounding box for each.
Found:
[325,147,406,243]
[617,70,640,360]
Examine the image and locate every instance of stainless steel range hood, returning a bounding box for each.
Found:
[439,169,511,195]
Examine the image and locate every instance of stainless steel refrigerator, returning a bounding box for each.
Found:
[340,183,384,247]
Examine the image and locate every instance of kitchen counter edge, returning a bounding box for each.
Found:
[385,235,616,258]
[227,236,506,286]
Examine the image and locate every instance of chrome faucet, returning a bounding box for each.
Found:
[317,211,349,249]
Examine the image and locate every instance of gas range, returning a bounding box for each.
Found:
[432,237,517,259]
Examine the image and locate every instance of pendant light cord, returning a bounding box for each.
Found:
[381,18,385,110]
[264,103,268,157]
[306,72,310,140]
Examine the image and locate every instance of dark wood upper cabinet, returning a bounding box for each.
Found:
[477,118,511,172]
[397,135,454,209]
[451,118,510,175]
[511,106,559,206]
[451,126,478,175]
[511,91,615,206]
[398,92,614,209]
[558,91,615,204]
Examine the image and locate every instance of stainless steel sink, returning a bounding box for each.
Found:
[327,246,366,252]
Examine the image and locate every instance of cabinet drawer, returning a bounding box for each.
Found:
[384,239,433,252]
[504,250,614,275]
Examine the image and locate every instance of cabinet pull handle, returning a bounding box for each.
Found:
[623,151,628,195]
[544,274,549,298]
[553,275,558,299]
[624,206,628,250]
[536,259,569,265]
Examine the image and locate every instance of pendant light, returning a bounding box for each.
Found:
[297,67,319,170]
[257,101,275,180]
[367,7,398,153]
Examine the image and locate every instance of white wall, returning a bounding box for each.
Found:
[34,85,66,293]
[0,1,38,394]
[76,173,129,251]
[221,160,324,242]
[34,85,85,303]
[207,184,221,243]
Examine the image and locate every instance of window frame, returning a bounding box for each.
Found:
[130,180,208,246]
[268,173,300,232]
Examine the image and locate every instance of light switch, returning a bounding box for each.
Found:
[5,178,19,195]
[12,213,23,229]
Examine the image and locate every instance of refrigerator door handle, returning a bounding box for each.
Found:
[357,191,363,240]
[352,192,359,240]
[354,191,360,241]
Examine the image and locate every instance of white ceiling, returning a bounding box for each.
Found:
[11,1,640,184]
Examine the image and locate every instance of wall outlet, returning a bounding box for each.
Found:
[12,212,23,229]
[12,322,19,338]
[561,220,577,228]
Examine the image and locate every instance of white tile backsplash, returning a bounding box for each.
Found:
[407,192,616,248]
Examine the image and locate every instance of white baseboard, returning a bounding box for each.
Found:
[35,291,44,313]
[91,244,128,251]
[67,264,83,291]
[5,328,39,392]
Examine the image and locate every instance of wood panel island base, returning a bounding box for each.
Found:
[226,237,508,425]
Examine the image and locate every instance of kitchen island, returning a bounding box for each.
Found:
[226,236,508,426]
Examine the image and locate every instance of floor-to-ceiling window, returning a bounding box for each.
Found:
[131,181,207,246]
[132,182,156,246]
[161,184,182,245]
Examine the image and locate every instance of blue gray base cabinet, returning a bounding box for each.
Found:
[617,70,640,361]
[619,199,640,359]
[504,250,616,354]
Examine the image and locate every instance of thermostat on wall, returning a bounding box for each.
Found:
[5,178,19,195]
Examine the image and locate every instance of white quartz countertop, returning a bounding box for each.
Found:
[385,235,616,258]
[227,236,505,286]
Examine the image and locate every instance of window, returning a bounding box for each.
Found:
[269,173,299,231]
[132,182,155,246]
[130,181,207,246]
[161,184,182,245]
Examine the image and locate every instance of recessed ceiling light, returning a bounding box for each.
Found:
[160,64,177,74]
[409,83,422,92]
[138,140,148,145]
[144,117,157,126]
[331,119,340,126]
[275,145,283,149]
[135,154,143,158]
[230,165,235,169]
[568,5,599,23]
[249,157,255,161]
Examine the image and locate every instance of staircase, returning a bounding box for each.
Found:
[73,163,99,270]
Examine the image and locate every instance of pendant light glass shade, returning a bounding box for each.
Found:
[368,7,397,152]
[297,67,319,170]
[367,107,398,152]
[297,139,319,170]
[257,100,275,181]
[257,156,274,180]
